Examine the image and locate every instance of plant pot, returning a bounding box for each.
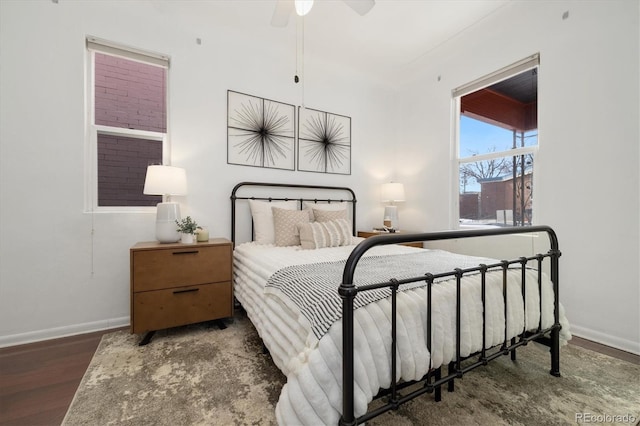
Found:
[181,233,195,244]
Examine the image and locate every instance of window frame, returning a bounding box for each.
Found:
[84,37,171,213]
[451,54,539,229]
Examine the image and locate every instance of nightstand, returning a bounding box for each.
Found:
[130,238,233,345]
[357,231,424,248]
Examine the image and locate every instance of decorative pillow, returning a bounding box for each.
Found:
[272,207,310,247]
[303,201,348,221]
[298,218,353,250]
[313,208,348,223]
[248,199,298,244]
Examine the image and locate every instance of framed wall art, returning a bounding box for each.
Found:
[227,90,295,170]
[297,107,351,175]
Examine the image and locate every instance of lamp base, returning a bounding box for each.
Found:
[156,202,181,243]
[383,205,400,230]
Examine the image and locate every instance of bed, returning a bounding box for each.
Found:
[230,181,570,425]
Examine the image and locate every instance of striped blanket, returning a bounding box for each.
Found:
[265,250,499,340]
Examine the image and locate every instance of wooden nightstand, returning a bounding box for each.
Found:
[357,231,424,248]
[130,238,233,345]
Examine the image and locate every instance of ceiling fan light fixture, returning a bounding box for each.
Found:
[294,0,314,16]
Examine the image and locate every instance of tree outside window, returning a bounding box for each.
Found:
[457,63,538,227]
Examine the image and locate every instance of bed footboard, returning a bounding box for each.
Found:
[338,226,562,426]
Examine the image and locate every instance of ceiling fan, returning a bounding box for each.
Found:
[271,0,375,27]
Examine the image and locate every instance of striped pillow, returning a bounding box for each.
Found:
[298,219,352,250]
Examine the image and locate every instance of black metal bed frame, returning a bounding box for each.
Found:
[231,181,357,244]
[230,182,562,426]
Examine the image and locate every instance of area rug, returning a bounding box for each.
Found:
[63,311,639,426]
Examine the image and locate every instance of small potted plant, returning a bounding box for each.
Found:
[175,216,198,244]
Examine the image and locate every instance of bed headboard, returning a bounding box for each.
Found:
[230,181,357,245]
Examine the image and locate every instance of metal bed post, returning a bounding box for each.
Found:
[480,264,488,364]
[338,278,357,426]
[549,242,561,377]
[513,256,528,361]
[501,260,509,355]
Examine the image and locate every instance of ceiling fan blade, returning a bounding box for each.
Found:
[271,0,293,27]
[342,0,375,16]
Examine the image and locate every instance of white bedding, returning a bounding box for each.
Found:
[233,240,571,425]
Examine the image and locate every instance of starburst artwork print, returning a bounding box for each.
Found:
[298,107,351,175]
[227,91,295,170]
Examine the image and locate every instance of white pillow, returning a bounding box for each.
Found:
[272,207,310,247]
[303,201,348,221]
[248,199,298,244]
[298,218,353,250]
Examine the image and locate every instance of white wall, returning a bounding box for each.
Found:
[1,0,638,355]
[0,0,396,346]
[396,0,639,354]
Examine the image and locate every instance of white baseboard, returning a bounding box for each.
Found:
[570,325,640,355]
[0,316,130,349]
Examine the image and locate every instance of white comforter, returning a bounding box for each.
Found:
[233,240,571,425]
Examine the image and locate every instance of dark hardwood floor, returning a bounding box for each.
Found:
[568,335,639,365]
[0,328,126,426]
[1,329,637,426]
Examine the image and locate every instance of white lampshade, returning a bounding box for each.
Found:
[143,165,188,243]
[295,0,314,16]
[381,182,405,203]
[143,165,187,196]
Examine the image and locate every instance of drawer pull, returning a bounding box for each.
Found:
[173,288,199,294]
[172,250,199,255]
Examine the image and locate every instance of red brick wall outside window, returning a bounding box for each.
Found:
[94,53,166,207]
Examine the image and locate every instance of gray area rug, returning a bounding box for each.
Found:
[63,311,640,425]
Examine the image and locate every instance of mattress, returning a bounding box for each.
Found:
[233,240,571,425]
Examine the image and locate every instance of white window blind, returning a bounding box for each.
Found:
[452,53,539,99]
[86,36,170,68]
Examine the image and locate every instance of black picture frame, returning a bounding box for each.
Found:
[227,90,296,171]
[297,107,351,175]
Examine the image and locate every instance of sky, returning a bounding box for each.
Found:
[459,116,537,192]
[460,115,518,156]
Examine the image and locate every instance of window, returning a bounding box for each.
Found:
[86,37,170,209]
[454,55,538,227]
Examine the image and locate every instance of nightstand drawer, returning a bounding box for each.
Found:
[357,231,423,248]
[132,281,232,334]
[132,245,231,291]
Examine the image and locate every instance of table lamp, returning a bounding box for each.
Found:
[381,182,405,230]
[143,165,188,243]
